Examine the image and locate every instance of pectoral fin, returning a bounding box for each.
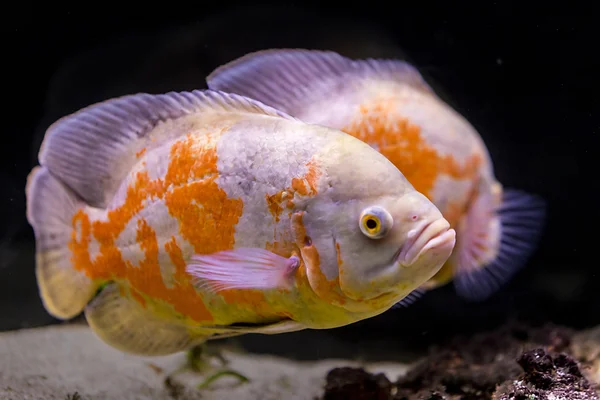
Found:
[186,248,300,294]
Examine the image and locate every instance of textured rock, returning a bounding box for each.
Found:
[321,323,600,400]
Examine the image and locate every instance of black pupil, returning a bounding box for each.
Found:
[366,218,378,230]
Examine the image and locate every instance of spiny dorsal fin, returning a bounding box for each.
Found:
[38,89,298,208]
[206,48,434,115]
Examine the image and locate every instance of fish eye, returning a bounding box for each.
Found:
[359,206,393,239]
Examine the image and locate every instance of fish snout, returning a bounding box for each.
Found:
[398,218,456,267]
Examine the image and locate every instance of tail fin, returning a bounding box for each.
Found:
[452,188,546,301]
[26,166,98,319]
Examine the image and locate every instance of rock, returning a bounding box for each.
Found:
[323,367,393,400]
[318,322,600,400]
[493,348,598,400]
[392,323,573,399]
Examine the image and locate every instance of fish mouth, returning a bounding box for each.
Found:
[397,218,456,267]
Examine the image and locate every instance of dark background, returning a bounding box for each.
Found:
[1,2,597,360]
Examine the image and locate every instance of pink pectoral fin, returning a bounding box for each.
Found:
[186,248,300,293]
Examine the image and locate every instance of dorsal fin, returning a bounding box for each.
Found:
[38,89,298,208]
[206,48,434,115]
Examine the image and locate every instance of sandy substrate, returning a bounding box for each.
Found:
[0,324,411,400]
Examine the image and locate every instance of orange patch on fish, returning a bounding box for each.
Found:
[68,132,245,323]
[442,201,466,230]
[335,241,343,267]
[266,192,286,222]
[266,240,298,258]
[343,99,482,199]
[441,154,482,180]
[219,289,270,315]
[265,159,321,224]
[261,159,327,300]
[136,148,147,158]
[164,134,244,255]
[291,159,320,197]
[292,212,346,306]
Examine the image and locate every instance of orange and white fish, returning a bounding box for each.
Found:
[207,49,546,302]
[25,89,456,355]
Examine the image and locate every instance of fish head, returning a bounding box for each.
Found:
[295,129,456,309]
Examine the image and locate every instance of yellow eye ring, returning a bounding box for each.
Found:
[362,214,381,234]
[359,206,393,239]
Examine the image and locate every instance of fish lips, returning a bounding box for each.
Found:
[397,218,456,269]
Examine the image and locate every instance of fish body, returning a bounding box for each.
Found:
[25,89,455,355]
[207,49,546,301]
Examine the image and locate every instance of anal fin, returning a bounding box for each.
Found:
[84,283,204,356]
[204,319,306,336]
[391,287,426,309]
